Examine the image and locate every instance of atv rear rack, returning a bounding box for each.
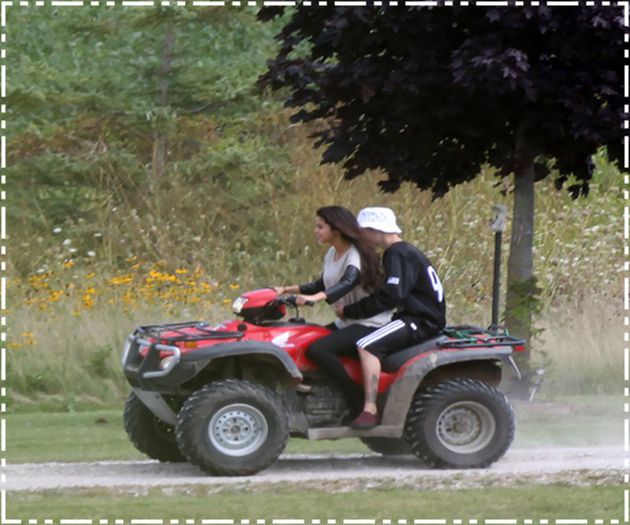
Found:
[136,321,244,343]
[439,325,525,349]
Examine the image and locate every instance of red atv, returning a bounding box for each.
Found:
[122,288,524,476]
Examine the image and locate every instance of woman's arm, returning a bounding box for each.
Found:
[322,265,360,304]
[297,275,325,295]
[273,284,301,295]
[274,273,325,295]
[298,264,361,306]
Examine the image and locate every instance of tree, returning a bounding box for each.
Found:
[7,6,282,270]
[260,6,624,368]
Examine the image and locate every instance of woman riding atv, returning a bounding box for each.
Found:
[274,205,392,414]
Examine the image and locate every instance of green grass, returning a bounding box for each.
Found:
[6,485,623,520]
[6,409,143,463]
[5,396,621,464]
[6,408,373,463]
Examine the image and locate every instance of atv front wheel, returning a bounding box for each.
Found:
[404,378,515,468]
[360,437,412,456]
[123,392,186,462]
[176,379,289,476]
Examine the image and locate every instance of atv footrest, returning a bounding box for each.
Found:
[307,425,403,440]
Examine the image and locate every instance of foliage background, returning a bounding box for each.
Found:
[7,6,623,410]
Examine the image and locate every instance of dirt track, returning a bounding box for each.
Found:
[5,446,622,492]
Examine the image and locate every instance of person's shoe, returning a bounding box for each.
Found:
[350,411,379,429]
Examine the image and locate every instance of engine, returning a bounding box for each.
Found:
[300,375,352,427]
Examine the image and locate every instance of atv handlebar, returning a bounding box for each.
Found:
[276,294,315,308]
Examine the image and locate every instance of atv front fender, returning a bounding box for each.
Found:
[380,347,514,429]
[180,341,303,381]
[123,336,303,393]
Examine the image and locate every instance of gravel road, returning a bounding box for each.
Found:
[4,446,622,492]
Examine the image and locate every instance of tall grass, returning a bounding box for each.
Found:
[6,7,623,408]
[535,298,622,396]
[8,144,623,409]
[9,299,232,411]
[9,296,620,411]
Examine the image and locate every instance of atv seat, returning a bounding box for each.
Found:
[381,334,449,373]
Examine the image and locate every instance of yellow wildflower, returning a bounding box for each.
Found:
[109,275,133,286]
[49,290,63,302]
[82,294,94,308]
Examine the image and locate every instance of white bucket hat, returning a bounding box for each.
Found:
[357,207,402,234]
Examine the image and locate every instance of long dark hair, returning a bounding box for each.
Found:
[316,206,382,292]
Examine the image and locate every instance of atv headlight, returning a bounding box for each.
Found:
[232,296,248,314]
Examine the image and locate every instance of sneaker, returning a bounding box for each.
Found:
[350,411,379,429]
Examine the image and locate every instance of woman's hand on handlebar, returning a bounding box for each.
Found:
[295,294,317,306]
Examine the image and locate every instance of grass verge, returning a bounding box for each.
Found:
[6,408,375,463]
[6,395,621,463]
[6,484,623,520]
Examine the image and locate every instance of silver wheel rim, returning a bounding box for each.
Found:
[435,401,496,454]
[208,403,268,457]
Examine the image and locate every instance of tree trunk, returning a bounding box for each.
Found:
[505,131,536,371]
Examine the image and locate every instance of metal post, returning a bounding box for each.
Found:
[490,205,507,329]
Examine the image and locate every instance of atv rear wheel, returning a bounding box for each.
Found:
[123,392,186,462]
[176,379,289,476]
[404,378,515,468]
[360,437,412,456]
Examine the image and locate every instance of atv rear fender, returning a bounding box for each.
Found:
[380,347,515,430]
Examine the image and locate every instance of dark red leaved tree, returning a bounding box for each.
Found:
[260,5,624,370]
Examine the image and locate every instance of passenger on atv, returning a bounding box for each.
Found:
[274,206,392,413]
[336,207,447,429]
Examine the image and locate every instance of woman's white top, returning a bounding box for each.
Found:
[322,245,393,329]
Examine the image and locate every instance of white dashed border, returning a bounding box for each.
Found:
[0,0,627,522]
[0,1,624,5]
[1,518,627,525]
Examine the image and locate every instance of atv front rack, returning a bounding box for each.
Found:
[439,325,525,349]
[136,321,245,343]
[123,321,244,381]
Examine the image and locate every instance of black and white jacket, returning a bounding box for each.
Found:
[343,241,446,330]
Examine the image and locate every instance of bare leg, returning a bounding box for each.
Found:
[357,347,381,415]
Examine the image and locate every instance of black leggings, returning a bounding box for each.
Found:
[305,323,376,409]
